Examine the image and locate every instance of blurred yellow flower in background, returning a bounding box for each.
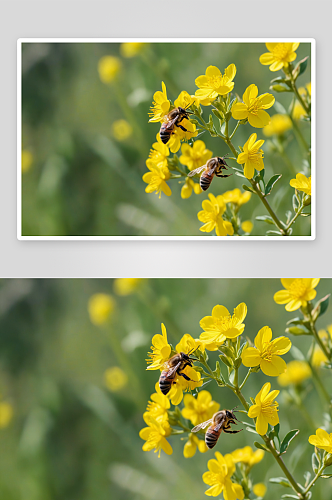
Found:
[263,114,292,137]
[290,174,311,196]
[222,189,251,207]
[179,140,212,172]
[149,82,170,123]
[202,452,244,498]
[181,178,202,199]
[0,401,13,428]
[111,119,133,141]
[242,326,291,376]
[237,133,265,180]
[113,278,143,296]
[98,56,121,83]
[199,303,247,347]
[182,390,220,427]
[120,42,145,58]
[248,382,279,435]
[259,43,300,71]
[22,150,33,173]
[88,293,115,325]
[195,64,237,105]
[146,323,171,371]
[104,367,128,392]
[198,194,234,237]
[183,433,208,458]
[277,360,311,386]
[312,346,328,367]
[232,84,275,128]
[143,160,171,198]
[139,412,173,457]
[293,83,311,120]
[253,483,267,498]
[274,278,320,312]
[309,428,332,453]
[231,445,264,468]
[241,221,253,234]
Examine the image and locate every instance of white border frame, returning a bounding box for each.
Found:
[17,38,316,241]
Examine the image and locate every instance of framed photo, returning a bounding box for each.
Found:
[18,39,315,239]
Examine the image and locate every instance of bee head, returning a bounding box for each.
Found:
[217,155,229,167]
[227,406,240,421]
[178,105,193,116]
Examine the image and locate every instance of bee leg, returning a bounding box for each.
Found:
[177,371,193,382]
[224,429,243,434]
[177,124,188,132]
[215,173,232,178]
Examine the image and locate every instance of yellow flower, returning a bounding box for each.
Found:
[318,325,332,341]
[274,278,320,312]
[148,134,170,169]
[222,189,251,207]
[113,278,143,296]
[309,428,332,453]
[179,140,212,172]
[175,334,200,356]
[174,90,198,110]
[182,390,220,427]
[277,360,311,386]
[145,383,170,423]
[242,326,291,376]
[184,433,208,457]
[98,56,121,83]
[111,119,133,141]
[139,413,173,457]
[312,346,328,367]
[22,150,33,173]
[195,64,237,105]
[143,160,171,198]
[148,82,170,123]
[198,194,234,237]
[253,483,267,498]
[290,174,311,196]
[0,402,13,428]
[237,133,265,180]
[167,366,202,406]
[88,293,115,325]
[248,382,279,435]
[120,42,145,58]
[146,323,171,370]
[199,303,247,348]
[231,446,264,468]
[259,43,300,72]
[232,84,275,128]
[263,114,292,136]
[241,221,253,234]
[104,367,128,392]
[181,178,202,199]
[166,120,198,154]
[203,452,244,498]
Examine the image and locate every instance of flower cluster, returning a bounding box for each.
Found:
[141,41,311,237]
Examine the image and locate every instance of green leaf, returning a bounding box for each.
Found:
[269,477,292,488]
[265,174,282,195]
[270,76,288,84]
[290,346,305,361]
[300,212,311,217]
[312,452,319,473]
[270,84,292,92]
[234,171,246,179]
[280,430,300,454]
[256,215,275,225]
[242,184,256,193]
[219,354,232,368]
[294,56,309,79]
[292,194,300,212]
[214,361,221,379]
[286,326,310,336]
[274,101,287,114]
[313,294,330,319]
[254,441,271,453]
[321,474,332,478]
[281,495,301,499]
[218,345,234,358]
[246,426,258,435]
[266,230,282,236]
[212,108,224,121]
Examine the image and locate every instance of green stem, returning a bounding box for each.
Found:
[303,466,325,495]
[308,361,331,405]
[239,369,251,390]
[307,303,331,361]
[290,77,310,118]
[290,115,310,153]
[229,121,240,140]
[284,201,306,231]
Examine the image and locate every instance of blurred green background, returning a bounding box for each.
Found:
[0,278,330,499]
[21,42,311,236]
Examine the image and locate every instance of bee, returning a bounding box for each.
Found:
[159,104,193,144]
[191,408,242,449]
[188,156,231,191]
[159,349,197,396]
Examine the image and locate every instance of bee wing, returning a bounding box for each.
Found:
[188,166,206,177]
[191,419,213,433]
[164,362,182,378]
[213,421,225,432]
